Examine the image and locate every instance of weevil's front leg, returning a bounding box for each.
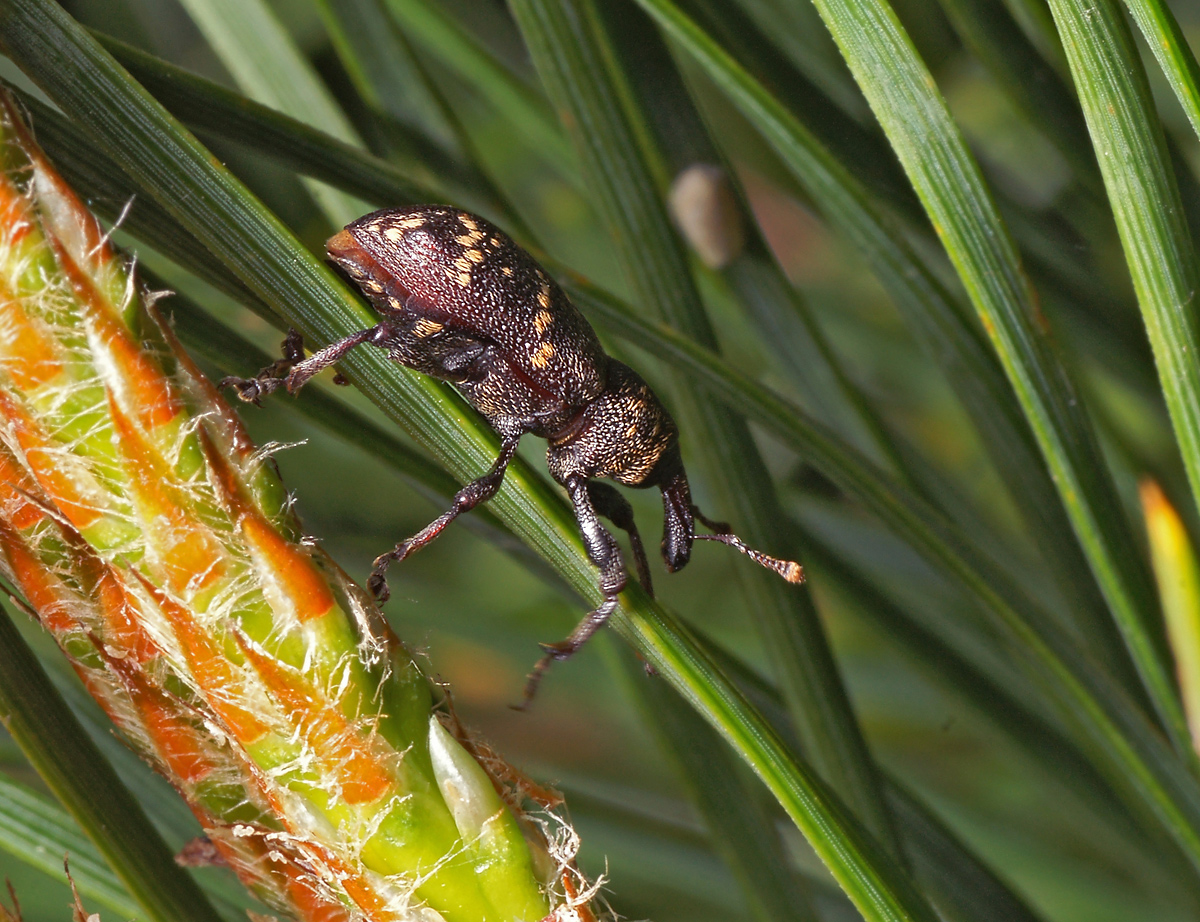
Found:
[368,437,521,602]
[518,476,626,708]
[222,327,382,403]
[587,481,652,597]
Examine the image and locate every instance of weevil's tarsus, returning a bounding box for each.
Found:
[516,475,628,707]
[219,329,302,403]
[221,328,386,403]
[517,595,620,710]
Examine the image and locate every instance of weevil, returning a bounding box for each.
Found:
[224,206,803,703]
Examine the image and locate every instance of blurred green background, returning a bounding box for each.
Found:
[6,0,1200,920]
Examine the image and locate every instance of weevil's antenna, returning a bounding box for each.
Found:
[691,506,804,584]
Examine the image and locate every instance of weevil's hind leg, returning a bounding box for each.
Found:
[517,476,627,708]
[368,437,521,602]
[691,505,806,584]
[221,327,380,403]
[587,481,653,597]
[518,596,619,708]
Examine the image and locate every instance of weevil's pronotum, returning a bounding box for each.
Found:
[225,206,803,703]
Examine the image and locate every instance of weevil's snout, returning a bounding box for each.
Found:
[325,228,373,283]
[660,473,694,572]
[326,226,413,314]
[326,227,357,259]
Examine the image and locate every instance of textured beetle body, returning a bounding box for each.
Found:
[544,360,679,488]
[226,206,802,704]
[329,207,608,440]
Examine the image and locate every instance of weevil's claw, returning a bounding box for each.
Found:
[640,654,658,678]
[367,571,391,603]
[514,639,584,710]
[221,358,296,404]
[368,549,400,603]
[537,640,576,660]
[219,375,266,406]
[281,328,306,363]
[223,333,306,404]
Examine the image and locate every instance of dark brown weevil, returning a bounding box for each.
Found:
[223,206,803,704]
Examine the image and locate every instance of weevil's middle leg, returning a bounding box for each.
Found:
[368,437,521,602]
[517,476,627,708]
[222,327,381,403]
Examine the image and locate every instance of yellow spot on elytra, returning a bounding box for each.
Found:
[459,214,479,232]
[626,424,638,439]
[530,341,555,368]
[537,284,551,309]
[455,255,472,273]
[465,248,485,264]
[534,309,552,334]
[384,226,405,242]
[414,318,444,337]
[458,272,472,287]
[398,216,426,229]
[502,266,514,277]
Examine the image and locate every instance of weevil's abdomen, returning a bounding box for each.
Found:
[328,207,608,409]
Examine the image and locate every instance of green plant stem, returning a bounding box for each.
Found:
[805,0,1186,762]
[509,0,902,861]
[174,0,365,224]
[381,0,576,174]
[0,772,146,921]
[621,653,818,922]
[933,0,1101,190]
[1075,0,1200,581]
[1122,0,1200,146]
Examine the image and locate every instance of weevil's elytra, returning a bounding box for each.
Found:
[223,206,803,705]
